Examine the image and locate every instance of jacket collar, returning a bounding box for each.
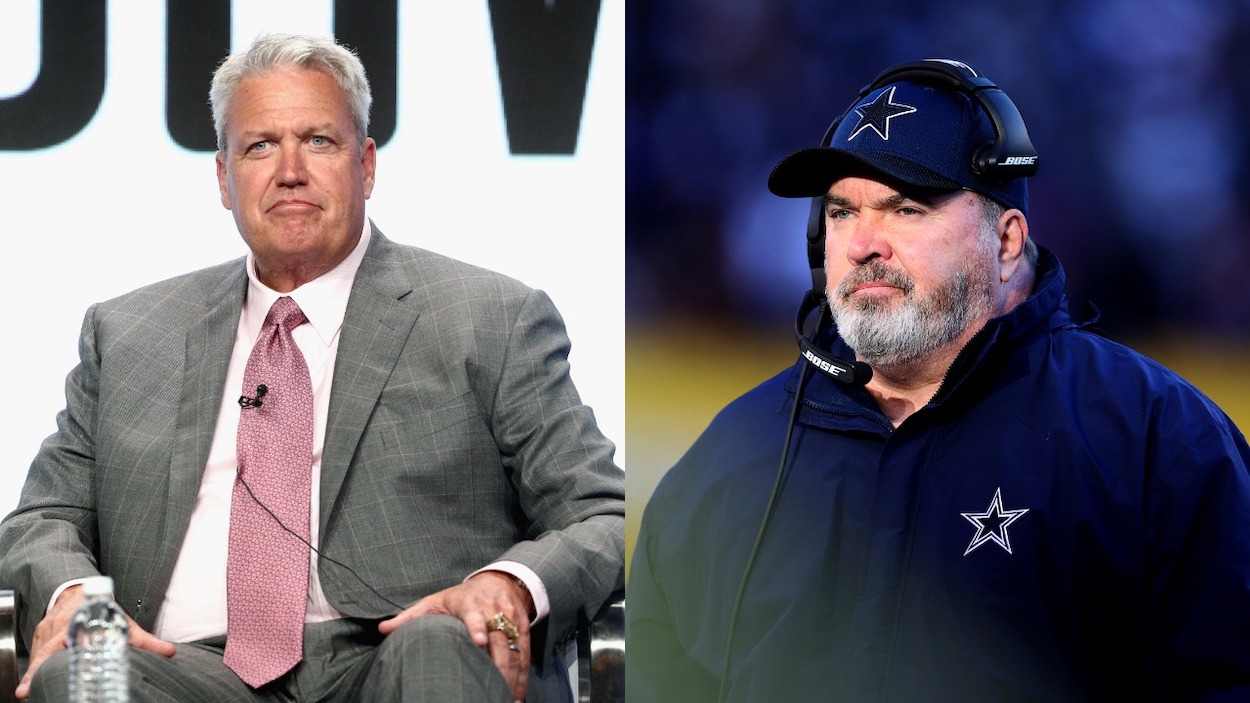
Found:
[785,245,1078,429]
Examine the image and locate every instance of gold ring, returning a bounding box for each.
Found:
[489,612,519,642]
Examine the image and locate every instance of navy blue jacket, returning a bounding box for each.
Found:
[628,247,1250,702]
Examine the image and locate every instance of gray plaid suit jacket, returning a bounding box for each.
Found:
[0,225,625,671]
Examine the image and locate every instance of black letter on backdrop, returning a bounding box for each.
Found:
[333,0,398,149]
[0,0,107,151]
[487,0,602,155]
[165,0,397,151]
[165,0,230,151]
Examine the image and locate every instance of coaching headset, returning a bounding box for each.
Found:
[715,59,1040,703]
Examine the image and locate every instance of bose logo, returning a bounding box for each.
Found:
[1002,156,1038,166]
[802,349,839,374]
[0,0,602,154]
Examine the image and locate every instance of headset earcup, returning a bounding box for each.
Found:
[804,115,842,300]
[807,195,827,296]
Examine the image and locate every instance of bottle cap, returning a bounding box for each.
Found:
[81,575,114,598]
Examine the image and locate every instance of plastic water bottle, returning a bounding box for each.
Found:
[67,576,130,703]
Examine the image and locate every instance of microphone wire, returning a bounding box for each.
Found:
[236,472,407,611]
[716,357,814,703]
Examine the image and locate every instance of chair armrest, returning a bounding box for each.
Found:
[0,589,19,703]
[576,592,624,703]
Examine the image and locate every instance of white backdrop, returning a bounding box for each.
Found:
[0,0,624,516]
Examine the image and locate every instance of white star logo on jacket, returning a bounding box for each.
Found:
[961,487,1029,556]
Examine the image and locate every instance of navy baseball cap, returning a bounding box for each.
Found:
[768,78,1031,214]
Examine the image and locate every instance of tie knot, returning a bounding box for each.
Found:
[266,296,308,330]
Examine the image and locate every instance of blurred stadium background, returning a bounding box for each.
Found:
[626,0,1250,577]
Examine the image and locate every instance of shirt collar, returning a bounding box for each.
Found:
[242,219,372,347]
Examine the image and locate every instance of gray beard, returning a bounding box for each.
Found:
[830,259,996,368]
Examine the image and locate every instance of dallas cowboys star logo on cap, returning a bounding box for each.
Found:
[961,487,1029,556]
[847,85,917,142]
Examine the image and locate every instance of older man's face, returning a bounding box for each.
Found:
[823,176,1002,367]
[216,66,376,292]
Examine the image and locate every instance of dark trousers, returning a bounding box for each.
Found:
[30,616,571,703]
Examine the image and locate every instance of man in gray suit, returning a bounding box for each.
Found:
[0,33,624,703]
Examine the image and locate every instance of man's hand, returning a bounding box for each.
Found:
[378,571,535,703]
[15,584,176,700]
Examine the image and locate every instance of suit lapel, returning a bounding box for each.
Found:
[160,265,248,582]
[320,229,419,531]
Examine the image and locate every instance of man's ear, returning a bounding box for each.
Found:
[998,209,1029,283]
[216,151,232,210]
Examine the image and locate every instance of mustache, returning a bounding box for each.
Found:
[833,262,915,300]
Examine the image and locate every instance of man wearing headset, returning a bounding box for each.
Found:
[626,58,1250,701]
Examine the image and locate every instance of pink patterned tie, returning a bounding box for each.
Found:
[224,296,314,688]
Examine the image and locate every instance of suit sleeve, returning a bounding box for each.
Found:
[486,288,625,661]
[0,305,106,643]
